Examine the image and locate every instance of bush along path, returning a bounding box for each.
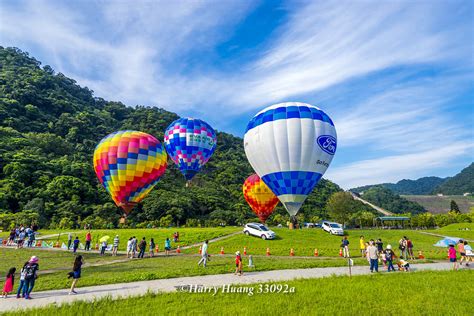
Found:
[0,262,469,312]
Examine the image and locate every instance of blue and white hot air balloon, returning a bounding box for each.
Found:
[243,102,337,217]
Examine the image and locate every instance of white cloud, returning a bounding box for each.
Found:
[325,142,474,189]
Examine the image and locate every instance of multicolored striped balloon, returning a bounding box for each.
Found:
[93,130,167,214]
[243,174,279,223]
[164,118,217,181]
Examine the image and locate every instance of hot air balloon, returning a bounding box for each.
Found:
[243,174,279,223]
[243,102,337,221]
[93,130,167,215]
[163,118,217,184]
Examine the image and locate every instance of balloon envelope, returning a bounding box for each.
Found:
[243,174,279,223]
[244,102,337,216]
[93,130,167,214]
[164,118,217,181]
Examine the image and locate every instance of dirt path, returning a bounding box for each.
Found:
[1,261,468,312]
[351,192,394,216]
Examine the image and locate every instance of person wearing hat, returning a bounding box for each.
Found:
[23,256,39,299]
[384,244,396,272]
[234,251,243,276]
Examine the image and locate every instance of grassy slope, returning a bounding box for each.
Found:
[1,227,240,250]
[402,195,474,213]
[433,223,474,240]
[3,254,376,292]
[183,228,457,259]
[5,270,472,316]
[0,248,122,273]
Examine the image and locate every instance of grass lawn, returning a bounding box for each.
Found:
[0,248,121,273]
[432,223,474,240]
[7,254,380,292]
[5,270,472,316]
[184,228,451,259]
[1,227,240,250]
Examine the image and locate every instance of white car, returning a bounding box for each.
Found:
[321,221,344,235]
[243,223,276,240]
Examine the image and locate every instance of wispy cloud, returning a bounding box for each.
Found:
[1,0,472,188]
[325,142,474,189]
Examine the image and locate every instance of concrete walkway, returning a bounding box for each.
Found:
[1,262,468,312]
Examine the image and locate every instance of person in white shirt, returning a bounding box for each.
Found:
[198,240,209,267]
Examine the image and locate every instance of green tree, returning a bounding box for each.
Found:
[327,192,356,226]
[450,200,460,213]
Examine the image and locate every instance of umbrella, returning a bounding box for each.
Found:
[433,237,460,247]
[99,236,110,243]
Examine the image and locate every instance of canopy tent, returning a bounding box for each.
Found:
[374,216,411,228]
[434,237,461,247]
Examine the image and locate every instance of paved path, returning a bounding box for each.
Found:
[1,262,469,312]
[418,231,473,242]
[350,192,394,216]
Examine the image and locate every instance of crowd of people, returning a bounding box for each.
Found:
[6,225,37,249]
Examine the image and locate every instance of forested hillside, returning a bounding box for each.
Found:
[433,163,474,195]
[351,176,448,195]
[358,187,426,215]
[0,47,341,229]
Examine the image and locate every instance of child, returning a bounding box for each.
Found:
[73,237,79,253]
[234,251,243,276]
[16,262,28,298]
[448,244,457,270]
[2,267,15,298]
[384,245,396,272]
[398,259,410,272]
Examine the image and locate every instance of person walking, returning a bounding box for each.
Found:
[23,256,39,299]
[341,236,350,258]
[138,237,146,258]
[127,237,133,259]
[406,237,415,260]
[73,237,80,253]
[234,251,243,276]
[448,244,458,270]
[112,235,119,256]
[457,240,466,266]
[16,261,28,298]
[85,231,92,251]
[67,233,72,250]
[69,255,83,295]
[463,241,471,266]
[198,240,209,267]
[367,240,379,273]
[359,236,366,258]
[384,245,396,272]
[28,231,35,248]
[164,237,171,257]
[149,238,155,257]
[2,267,15,298]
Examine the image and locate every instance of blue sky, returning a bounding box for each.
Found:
[1,0,473,188]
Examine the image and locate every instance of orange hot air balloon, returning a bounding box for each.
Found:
[243,174,279,223]
[93,130,167,215]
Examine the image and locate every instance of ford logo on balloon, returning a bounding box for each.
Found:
[317,135,337,155]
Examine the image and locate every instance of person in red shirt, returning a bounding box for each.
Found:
[448,244,457,270]
[85,231,92,251]
[234,251,243,276]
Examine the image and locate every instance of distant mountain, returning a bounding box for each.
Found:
[351,176,448,195]
[433,163,474,195]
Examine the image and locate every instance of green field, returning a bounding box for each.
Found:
[1,247,381,291]
[183,228,460,259]
[5,270,472,316]
[1,227,240,251]
[433,223,474,240]
[402,195,474,213]
[0,248,121,274]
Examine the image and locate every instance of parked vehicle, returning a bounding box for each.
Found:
[243,223,276,240]
[321,221,344,235]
